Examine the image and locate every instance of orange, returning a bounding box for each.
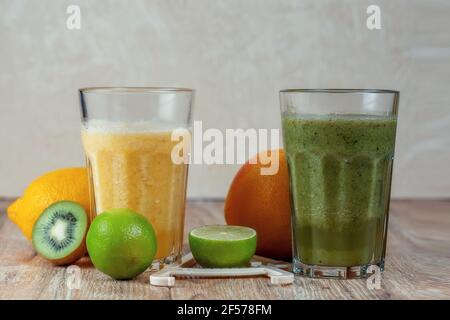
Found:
[7,167,90,240]
[225,149,292,260]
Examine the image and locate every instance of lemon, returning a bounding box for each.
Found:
[189,225,257,268]
[7,168,90,239]
[86,209,157,280]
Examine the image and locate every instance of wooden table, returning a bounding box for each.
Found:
[0,198,449,300]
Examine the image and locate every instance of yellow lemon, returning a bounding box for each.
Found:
[7,167,90,240]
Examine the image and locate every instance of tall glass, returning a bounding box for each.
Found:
[280,89,399,279]
[79,87,193,265]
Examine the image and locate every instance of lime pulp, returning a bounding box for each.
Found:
[189,225,257,268]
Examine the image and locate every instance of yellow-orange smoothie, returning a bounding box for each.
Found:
[81,121,188,262]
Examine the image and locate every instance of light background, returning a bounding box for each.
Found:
[1,0,449,199]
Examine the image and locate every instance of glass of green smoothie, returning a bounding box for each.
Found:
[280,89,399,279]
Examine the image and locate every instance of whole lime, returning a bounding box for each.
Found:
[86,209,157,280]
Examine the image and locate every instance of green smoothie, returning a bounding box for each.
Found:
[282,114,397,267]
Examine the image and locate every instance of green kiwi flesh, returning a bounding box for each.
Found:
[32,200,88,265]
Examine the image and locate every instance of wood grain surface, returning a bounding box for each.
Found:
[0,198,449,300]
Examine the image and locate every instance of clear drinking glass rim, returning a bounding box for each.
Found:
[79,87,194,94]
[279,89,399,95]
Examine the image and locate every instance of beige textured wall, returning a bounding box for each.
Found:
[1,0,449,198]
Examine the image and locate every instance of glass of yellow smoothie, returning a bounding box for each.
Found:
[79,87,193,265]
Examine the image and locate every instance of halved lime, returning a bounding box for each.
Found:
[189,225,257,268]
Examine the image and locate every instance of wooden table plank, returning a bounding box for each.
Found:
[0,198,449,300]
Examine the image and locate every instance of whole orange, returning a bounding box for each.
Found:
[224,149,292,260]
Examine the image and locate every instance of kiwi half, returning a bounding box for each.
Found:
[32,200,89,265]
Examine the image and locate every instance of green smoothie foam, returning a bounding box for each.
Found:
[282,114,397,267]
